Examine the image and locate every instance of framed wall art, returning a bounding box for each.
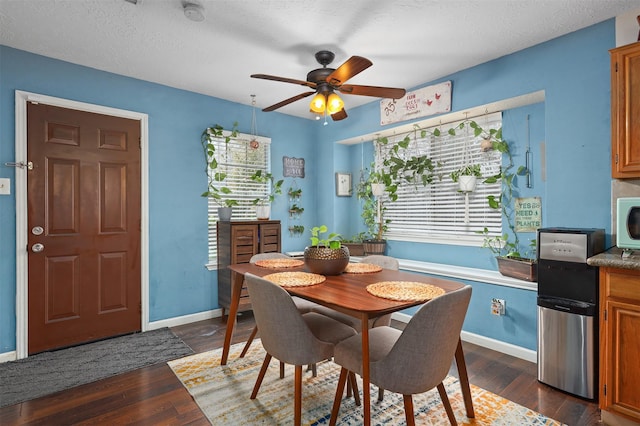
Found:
[335,172,352,197]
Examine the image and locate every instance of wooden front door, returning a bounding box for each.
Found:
[27,103,141,354]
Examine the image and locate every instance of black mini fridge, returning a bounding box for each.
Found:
[536,227,604,400]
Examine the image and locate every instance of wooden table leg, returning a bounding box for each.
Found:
[221,272,244,365]
[455,338,475,418]
[361,313,371,426]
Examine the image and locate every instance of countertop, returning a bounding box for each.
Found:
[587,247,640,270]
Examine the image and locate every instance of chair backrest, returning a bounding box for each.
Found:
[244,273,333,365]
[361,255,399,270]
[371,285,472,395]
[250,252,289,263]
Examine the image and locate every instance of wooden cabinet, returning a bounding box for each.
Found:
[599,267,640,422]
[610,42,640,178]
[217,220,281,318]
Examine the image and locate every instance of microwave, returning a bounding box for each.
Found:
[617,197,640,250]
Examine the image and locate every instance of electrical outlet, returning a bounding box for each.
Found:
[491,298,506,316]
[0,178,10,195]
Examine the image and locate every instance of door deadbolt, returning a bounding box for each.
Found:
[32,226,44,235]
[31,243,44,253]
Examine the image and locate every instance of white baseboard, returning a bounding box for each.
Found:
[0,350,17,363]
[148,308,222,330]
[391,312,537,363]
[1,308,536,364]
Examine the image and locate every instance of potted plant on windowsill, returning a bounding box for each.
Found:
[356,166,394,255]
[304,225,350,275]
[476,128,537,281]
[201,122,239,221]
[250,170,284,220]
[339,232,368,256]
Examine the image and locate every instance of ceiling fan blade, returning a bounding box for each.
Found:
[339,84,406,99]
[251,74,316,89]
[262,92,315,112]
[331,108,348,121]
[326,56,372,86]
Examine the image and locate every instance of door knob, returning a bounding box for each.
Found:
[31,243,44,253]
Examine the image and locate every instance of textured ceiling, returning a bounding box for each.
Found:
[0,0,638,119]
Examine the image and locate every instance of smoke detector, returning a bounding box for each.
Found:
[183,1,205,22]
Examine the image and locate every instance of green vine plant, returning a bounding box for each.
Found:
[475,127,533,259]
[201,122,239,208]
[249,170,284,206]
[450,163,482,183]
[365,119,533,260]
[356,165,391,241]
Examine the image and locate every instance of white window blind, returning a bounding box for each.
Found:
[207,133,271,262]
[377,113,503,245]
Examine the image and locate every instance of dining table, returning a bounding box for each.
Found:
[222,261,475,425]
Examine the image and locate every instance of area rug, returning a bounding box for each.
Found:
[168,340,564,425]
[0,327,193,408]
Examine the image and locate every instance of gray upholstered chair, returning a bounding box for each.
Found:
[329,285,472,426]
[240,253,320,361]
[361,254,399,270]
[311,254,399,399]
[245,273,358,426]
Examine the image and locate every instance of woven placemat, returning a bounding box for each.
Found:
[262,272,326,287]
[344,263,383,274]
[254,258,304,269]
[367,281,445,301]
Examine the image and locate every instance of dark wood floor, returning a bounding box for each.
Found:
[0,313,601,425]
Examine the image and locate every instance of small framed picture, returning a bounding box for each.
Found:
[335,172,352,197]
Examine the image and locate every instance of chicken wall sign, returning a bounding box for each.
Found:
[380,81,452,125]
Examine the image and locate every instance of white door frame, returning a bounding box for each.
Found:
[14,90,150,359]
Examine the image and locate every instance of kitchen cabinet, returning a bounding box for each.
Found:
[599,266,640,422]
[610,42,640,178]
[217,220,281,320]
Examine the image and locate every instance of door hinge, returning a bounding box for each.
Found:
[139,302,142,314]
[604,309,607,321]
[615,62,618,73]
[604,384,607,395]
[615,154,618,165]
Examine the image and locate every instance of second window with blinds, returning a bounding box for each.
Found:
[206,132,272,263]
[375,113,503,247]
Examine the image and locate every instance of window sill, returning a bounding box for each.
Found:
[206,258,537,290]
[397,258,537,291]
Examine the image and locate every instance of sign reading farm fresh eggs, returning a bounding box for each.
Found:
[380,81,452,125]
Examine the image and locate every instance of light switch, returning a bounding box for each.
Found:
[0,178,11,195]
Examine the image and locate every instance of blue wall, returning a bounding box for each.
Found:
[324,20,614,349]
[0,19,615,354]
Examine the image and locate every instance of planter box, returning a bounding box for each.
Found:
[497,256,537,282]
[363,239,386,256]
[342,243,365,256]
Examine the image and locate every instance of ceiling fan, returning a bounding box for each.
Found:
[251,50,406,121]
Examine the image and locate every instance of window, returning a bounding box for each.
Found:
[376,113,503,246]
[206,131,271,263]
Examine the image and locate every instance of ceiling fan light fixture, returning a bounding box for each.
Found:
[309,93,326,113]
[326,92,344,114]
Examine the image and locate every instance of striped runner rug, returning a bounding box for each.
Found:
[168,340,564,425]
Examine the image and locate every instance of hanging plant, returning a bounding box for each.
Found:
[201,122,239,208]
